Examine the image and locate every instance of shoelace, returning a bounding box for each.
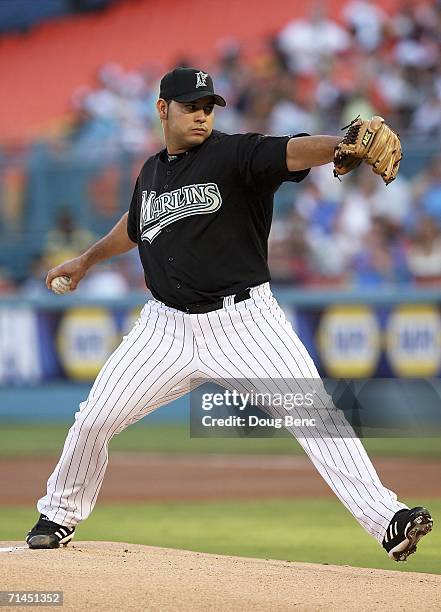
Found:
[341,115,361,145]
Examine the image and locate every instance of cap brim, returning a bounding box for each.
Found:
[171,91,226,107]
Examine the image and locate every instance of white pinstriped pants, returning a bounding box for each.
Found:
[37,283,406,543]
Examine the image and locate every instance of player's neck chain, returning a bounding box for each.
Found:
[167,151,189,164]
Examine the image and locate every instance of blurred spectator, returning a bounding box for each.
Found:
[20,256,49,297]
[120,249,147,291]
[277,3,351,75]
[376,64,420,127]
[306,163,345,207]
[351,216,409,285]
[66,62,157,157]
[0,268,17,295]
[268,91,318,135]
[43,208,96,269]
[411,93,441,136]
[268,213,312,285]
[406,215,441,285]
[334,166,411,252]
[78,262,129,296]
[393,21,439,70]
[350,166,411,225]
[334,171,373,256]
[340,89,376,131]
[29,0,440,154]
[2,2,441,293]
[67,85,119,157]
[412,155,441,225]
[313,60,347,129]
[296,180,339,234]
[342,0,388,52]
[294,180,349,285]
[307,231,350,286]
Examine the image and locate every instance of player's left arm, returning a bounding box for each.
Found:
[286,136,342,172]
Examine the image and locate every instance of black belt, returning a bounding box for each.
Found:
[162,288,251,314]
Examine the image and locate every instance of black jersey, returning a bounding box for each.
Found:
[127,129,310,306]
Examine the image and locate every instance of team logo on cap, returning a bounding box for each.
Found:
[195,71,208,88]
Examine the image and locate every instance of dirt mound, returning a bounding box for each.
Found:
[1,541,440,611]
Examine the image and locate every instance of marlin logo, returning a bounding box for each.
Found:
[140,183,222,243]
[195,71,208,88]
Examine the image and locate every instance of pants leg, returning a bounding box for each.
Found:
[192,283,406,544]
[37,302,198,527]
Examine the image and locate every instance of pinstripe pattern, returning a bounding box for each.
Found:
[193,283,406,542]
[256,289,399,502]
[37,283,405,543]
[38,302,200,525]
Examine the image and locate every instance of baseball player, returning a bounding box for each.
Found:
[26,67,432,562]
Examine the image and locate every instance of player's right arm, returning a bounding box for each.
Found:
[45,211,137,291]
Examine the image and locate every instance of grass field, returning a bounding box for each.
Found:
[2,499,439,575]
[0,423,441,458]
[1,423,439,575]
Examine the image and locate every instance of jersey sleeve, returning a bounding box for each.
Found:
[127,177,140,243]
[236,133,310,191]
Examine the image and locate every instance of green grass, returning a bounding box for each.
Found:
[3,499,439,574]
[0,423,440,458]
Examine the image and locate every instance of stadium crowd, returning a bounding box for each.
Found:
[64,0,441,153]
[1,0,441,293]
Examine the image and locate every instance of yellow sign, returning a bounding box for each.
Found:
[386,305,441,377]
[57,307,118,380]
[317,305,380,377]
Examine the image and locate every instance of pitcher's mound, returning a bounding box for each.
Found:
[1,541,439,611]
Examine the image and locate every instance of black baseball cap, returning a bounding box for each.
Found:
[159,67,226,107]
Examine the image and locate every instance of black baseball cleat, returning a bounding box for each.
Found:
[383,507,433,562]
[26,514,75,549]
